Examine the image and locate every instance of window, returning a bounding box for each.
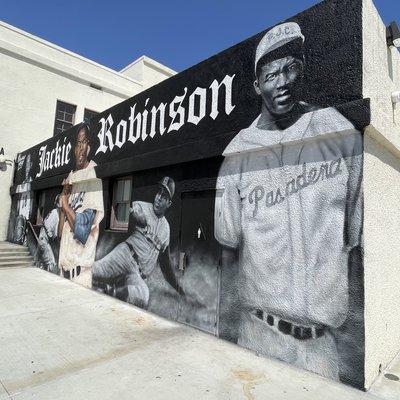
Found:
[110,177,132,230]
[83,108,98,123]
[53,100,76,136]
[36,191,46,225]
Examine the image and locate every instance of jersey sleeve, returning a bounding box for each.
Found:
[214,155,241,249]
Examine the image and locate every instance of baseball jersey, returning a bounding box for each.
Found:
[59,160,104,270]
[215,107,363,329]
[18,192,32,219]
[126,201,170,278]
[43,208,59,239]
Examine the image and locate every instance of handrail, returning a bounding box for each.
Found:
[26,220,40,244]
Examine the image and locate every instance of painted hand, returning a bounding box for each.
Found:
[130,203,147,228]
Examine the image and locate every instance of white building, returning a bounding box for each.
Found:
[362,0,400,387]
[0,20,176,241]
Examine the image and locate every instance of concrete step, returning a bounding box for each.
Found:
[0,260,33,268]
[0,242,32,267]
[0,247,30,253]
[0,242,28,251]
[0,250,30,257]
[0,241,23,247]
[0,256,34,263]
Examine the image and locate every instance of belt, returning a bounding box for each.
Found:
[253,309,325,341]
[62,266,81,280]
[125,242,147,280]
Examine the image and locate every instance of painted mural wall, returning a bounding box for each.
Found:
[8,0,370,389]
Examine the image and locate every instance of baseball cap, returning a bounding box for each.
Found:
[255,22,305,74]
[159,176,175,199]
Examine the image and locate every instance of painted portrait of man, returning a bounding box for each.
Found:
[214,22,363,379]
[58,123,104,288]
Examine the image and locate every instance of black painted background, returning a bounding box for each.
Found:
[13,0,365,188]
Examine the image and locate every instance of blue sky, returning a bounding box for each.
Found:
[1,0,399,73]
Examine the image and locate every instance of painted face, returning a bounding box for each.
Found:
[75,129,89,170]
[254,55,304,116]
[153,188,171,217]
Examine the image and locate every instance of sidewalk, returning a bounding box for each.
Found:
[0,266,397,400]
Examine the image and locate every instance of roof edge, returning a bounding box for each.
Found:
[120,55,176,76]
[0,19,142,85]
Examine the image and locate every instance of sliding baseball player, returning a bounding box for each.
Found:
[92,177,183,308]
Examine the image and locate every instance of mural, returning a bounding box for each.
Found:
[8,0,368,389]
[92,177,183,308]
[214,22,363,380]
[37,195,60,273]
[57,123,104,288]
[12,153,34,245]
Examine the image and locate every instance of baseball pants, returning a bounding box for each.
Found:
[92,241,149,309]
[60,265,92,289]
[238,311,339,380]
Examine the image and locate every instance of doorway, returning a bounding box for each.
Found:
[177,189,221,335]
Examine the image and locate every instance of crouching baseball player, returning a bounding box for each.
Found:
[37,195,60,274]
[92,177,184,309]
[215,22,363,380]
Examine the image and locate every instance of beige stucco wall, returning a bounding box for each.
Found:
[0,22,175,241]
[363,0,400,389]
[363,130,400,388]
[120,55,176,90]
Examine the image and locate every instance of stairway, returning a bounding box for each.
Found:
[0,241,34,268]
